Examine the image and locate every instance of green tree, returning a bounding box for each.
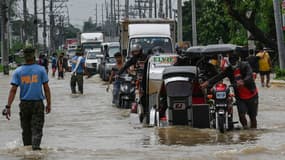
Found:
[183,0,248,45]
[64,24,80,39]
[82,17,97,32]
[183,0,276,49]
[219,0,276,50]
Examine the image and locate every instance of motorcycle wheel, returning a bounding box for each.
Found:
[228,116,234,130]
[218,115,225,133]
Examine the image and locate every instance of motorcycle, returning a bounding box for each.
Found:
[207,82,236,133]
[118,74,136,109]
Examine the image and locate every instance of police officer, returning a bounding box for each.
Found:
[70,50,85,94]
[5,47,51,150]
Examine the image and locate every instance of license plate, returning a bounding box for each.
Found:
[173,103,186,110]
[216,92,226,99]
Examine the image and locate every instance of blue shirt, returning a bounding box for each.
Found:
[11,64,49,100]
[71,56,85,73]
[51,56,57,67]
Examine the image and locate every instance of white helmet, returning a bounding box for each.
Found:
[131,44,142,53]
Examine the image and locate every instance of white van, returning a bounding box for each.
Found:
[85,49,103,74]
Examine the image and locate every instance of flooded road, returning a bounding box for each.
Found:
[1,72,285,160]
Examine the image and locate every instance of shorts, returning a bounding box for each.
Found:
[237,95,258,117]
[259,71,270,76]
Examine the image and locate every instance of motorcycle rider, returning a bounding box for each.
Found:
[201,53,258,129]
[118,44,150,121]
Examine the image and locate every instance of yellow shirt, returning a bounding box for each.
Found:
[257,51,271,72]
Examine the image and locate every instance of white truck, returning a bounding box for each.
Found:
[119,19,176,57]
[80,32,104,54]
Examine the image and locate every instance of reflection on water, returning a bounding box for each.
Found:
[156,126,263,146]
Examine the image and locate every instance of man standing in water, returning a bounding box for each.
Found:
[107,52,124,106]
[4,47,51,150]
[70,50,85,94]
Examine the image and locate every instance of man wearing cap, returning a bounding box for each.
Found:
[70,50,85,94]
[5,47,51,150]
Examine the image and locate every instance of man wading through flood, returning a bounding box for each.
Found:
[201,53,259,129]
[70,50,85,94]
[4,47,51,150]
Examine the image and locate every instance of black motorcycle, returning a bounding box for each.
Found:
[118,74,136,109]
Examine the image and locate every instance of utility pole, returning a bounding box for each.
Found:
[102,3,104,24]
[273,0,285,69]
[117,0,120,21]
[169,0,172,19]
[110,0,113,37]
[66,5,70,25]
[114,0,116,22]
[105,0,109,20]
[23,0,28,44]
[95,3,98,26]
[159,0,163,18]
[154,0,157,18]
[138,0,142,18]
[43,0,47,54]
[192,0,197,46]
[125,0,129,18]
[149,0,152,18]
[165,0,168,18]
[50,0,55,54]
[1,0,9,75]
[34,0,38,49]
[7,0,13,50]
[177,0,183,43]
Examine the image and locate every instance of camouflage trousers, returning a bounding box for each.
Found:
[70,73,84,94]
[19,101,45,149]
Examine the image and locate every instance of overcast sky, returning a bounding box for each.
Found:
[21,0,183,29]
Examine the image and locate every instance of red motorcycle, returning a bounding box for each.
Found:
[208,82,236,133]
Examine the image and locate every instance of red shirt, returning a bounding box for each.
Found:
[234,68,258,100]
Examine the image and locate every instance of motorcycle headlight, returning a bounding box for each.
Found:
[120,85,128,92]
[130,86,135,93]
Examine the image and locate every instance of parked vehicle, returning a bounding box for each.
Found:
[85,49,103,75]
[99,42,120,81]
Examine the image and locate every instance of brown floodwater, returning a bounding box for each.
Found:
[0,72,285,160]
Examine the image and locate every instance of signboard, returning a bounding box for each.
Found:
[152,55,177,65]
[282,0,285,30]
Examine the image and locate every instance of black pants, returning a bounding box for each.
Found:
[70,73,84,94]
[19,101,45,149]
[58,71,64,79]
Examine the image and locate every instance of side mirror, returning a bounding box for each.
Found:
[122,49,127,57]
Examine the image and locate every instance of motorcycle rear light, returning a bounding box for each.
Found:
[216,83,227,91]
[160,116,167,121]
